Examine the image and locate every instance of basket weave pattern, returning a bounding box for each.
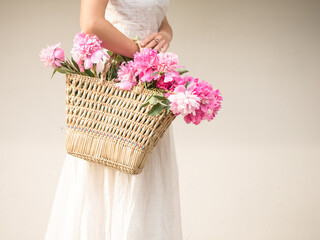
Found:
[65,73,176,174]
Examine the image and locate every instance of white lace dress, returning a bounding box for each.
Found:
[44,0,183,239]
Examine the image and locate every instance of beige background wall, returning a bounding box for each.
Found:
[1,0,319,239]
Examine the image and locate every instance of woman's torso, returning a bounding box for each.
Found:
[105,0,169,40]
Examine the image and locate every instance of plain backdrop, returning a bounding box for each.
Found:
[1,0,320,239]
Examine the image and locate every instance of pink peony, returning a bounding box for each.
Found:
[155,74,174,91]
[174,75,199,87]
[168,82,201,116]
[70,32,108,72]
[183,109,203,125]
[114,61,138,90]
[205,89,223,121]
[39,42,65,68]
[154,52,183,83]
[133,48,159,82]
[123,48,187,87]
[183,82,223,125]
[165,75,199,98]
[194,81,216,112]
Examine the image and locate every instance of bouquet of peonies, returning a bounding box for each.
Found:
[40,32,223,125]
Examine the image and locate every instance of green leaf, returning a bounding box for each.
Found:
[141,101,150,108]
[148,103,165,116]
[65,61,78,72]
[150,71,159,76]
[152,95,167,100]
[164,99,171,105]
[55,67,76,74]
[185,79,190,89]
[177,68,189,75]
[157,101,168,106]
[124,56,133,62]
[111,68,118,79]
[165,106,169,116]
[60,62,68,68]
[140,94,153,108]
[55,68,67,74]
[84,68,95,77]
[51,68,58,79]
[149,96,159,105]
[145,94,154,102]
[115,54,126,63]
[71,57,80,72]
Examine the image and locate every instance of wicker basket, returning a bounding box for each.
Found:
[65,71,176,175]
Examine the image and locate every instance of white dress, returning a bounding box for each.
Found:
[45,0,183,239]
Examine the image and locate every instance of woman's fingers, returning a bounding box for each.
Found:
[154,39,165,52]
[141,32,158,47]
[160,43,169,53]
[145,39,158,49]
[145,34,163,49]
[140,32,170,53]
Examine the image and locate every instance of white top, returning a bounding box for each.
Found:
[105,0,170,40]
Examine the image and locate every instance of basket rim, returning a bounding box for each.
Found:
[66,72,159,97]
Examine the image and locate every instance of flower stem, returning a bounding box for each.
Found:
[164,90,175,94]
[92,64,97,78]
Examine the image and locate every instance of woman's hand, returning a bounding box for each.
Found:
[140,31,172,53]
[140,16,173,53]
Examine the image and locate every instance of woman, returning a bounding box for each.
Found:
[45,0,183,239]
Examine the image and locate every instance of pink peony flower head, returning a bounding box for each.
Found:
[70,32,109,71]
[183,81,223,125]
[183,109,203,125]
[155,74,174,91]
[114,61,138,90]
[39,42,65,69]
[155,52,184,83]
[165,75,199,98]
[175,75,199,87]
[204,88,223,121]
[157,52,180,73]
[168,82,201,116]
[133,48,159,82]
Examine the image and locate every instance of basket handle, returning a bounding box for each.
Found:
[100,52,116,83]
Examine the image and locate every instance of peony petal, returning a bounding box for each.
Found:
[55,60,62,67]
[54,49,65,61]
[174,85,186,93]
[91,50,104,63]
[95,58,105,75]
[115,81,133,90]
[84,58,93,69]
[163,74,173,83]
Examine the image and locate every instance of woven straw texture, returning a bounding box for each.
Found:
[65,73,176,175]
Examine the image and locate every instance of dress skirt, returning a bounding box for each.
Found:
[45,124,183,240]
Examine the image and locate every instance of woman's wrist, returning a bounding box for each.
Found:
[128,38,141,58]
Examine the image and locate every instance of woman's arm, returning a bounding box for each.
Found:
[141,16,173,53]
[80,0,139,58]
